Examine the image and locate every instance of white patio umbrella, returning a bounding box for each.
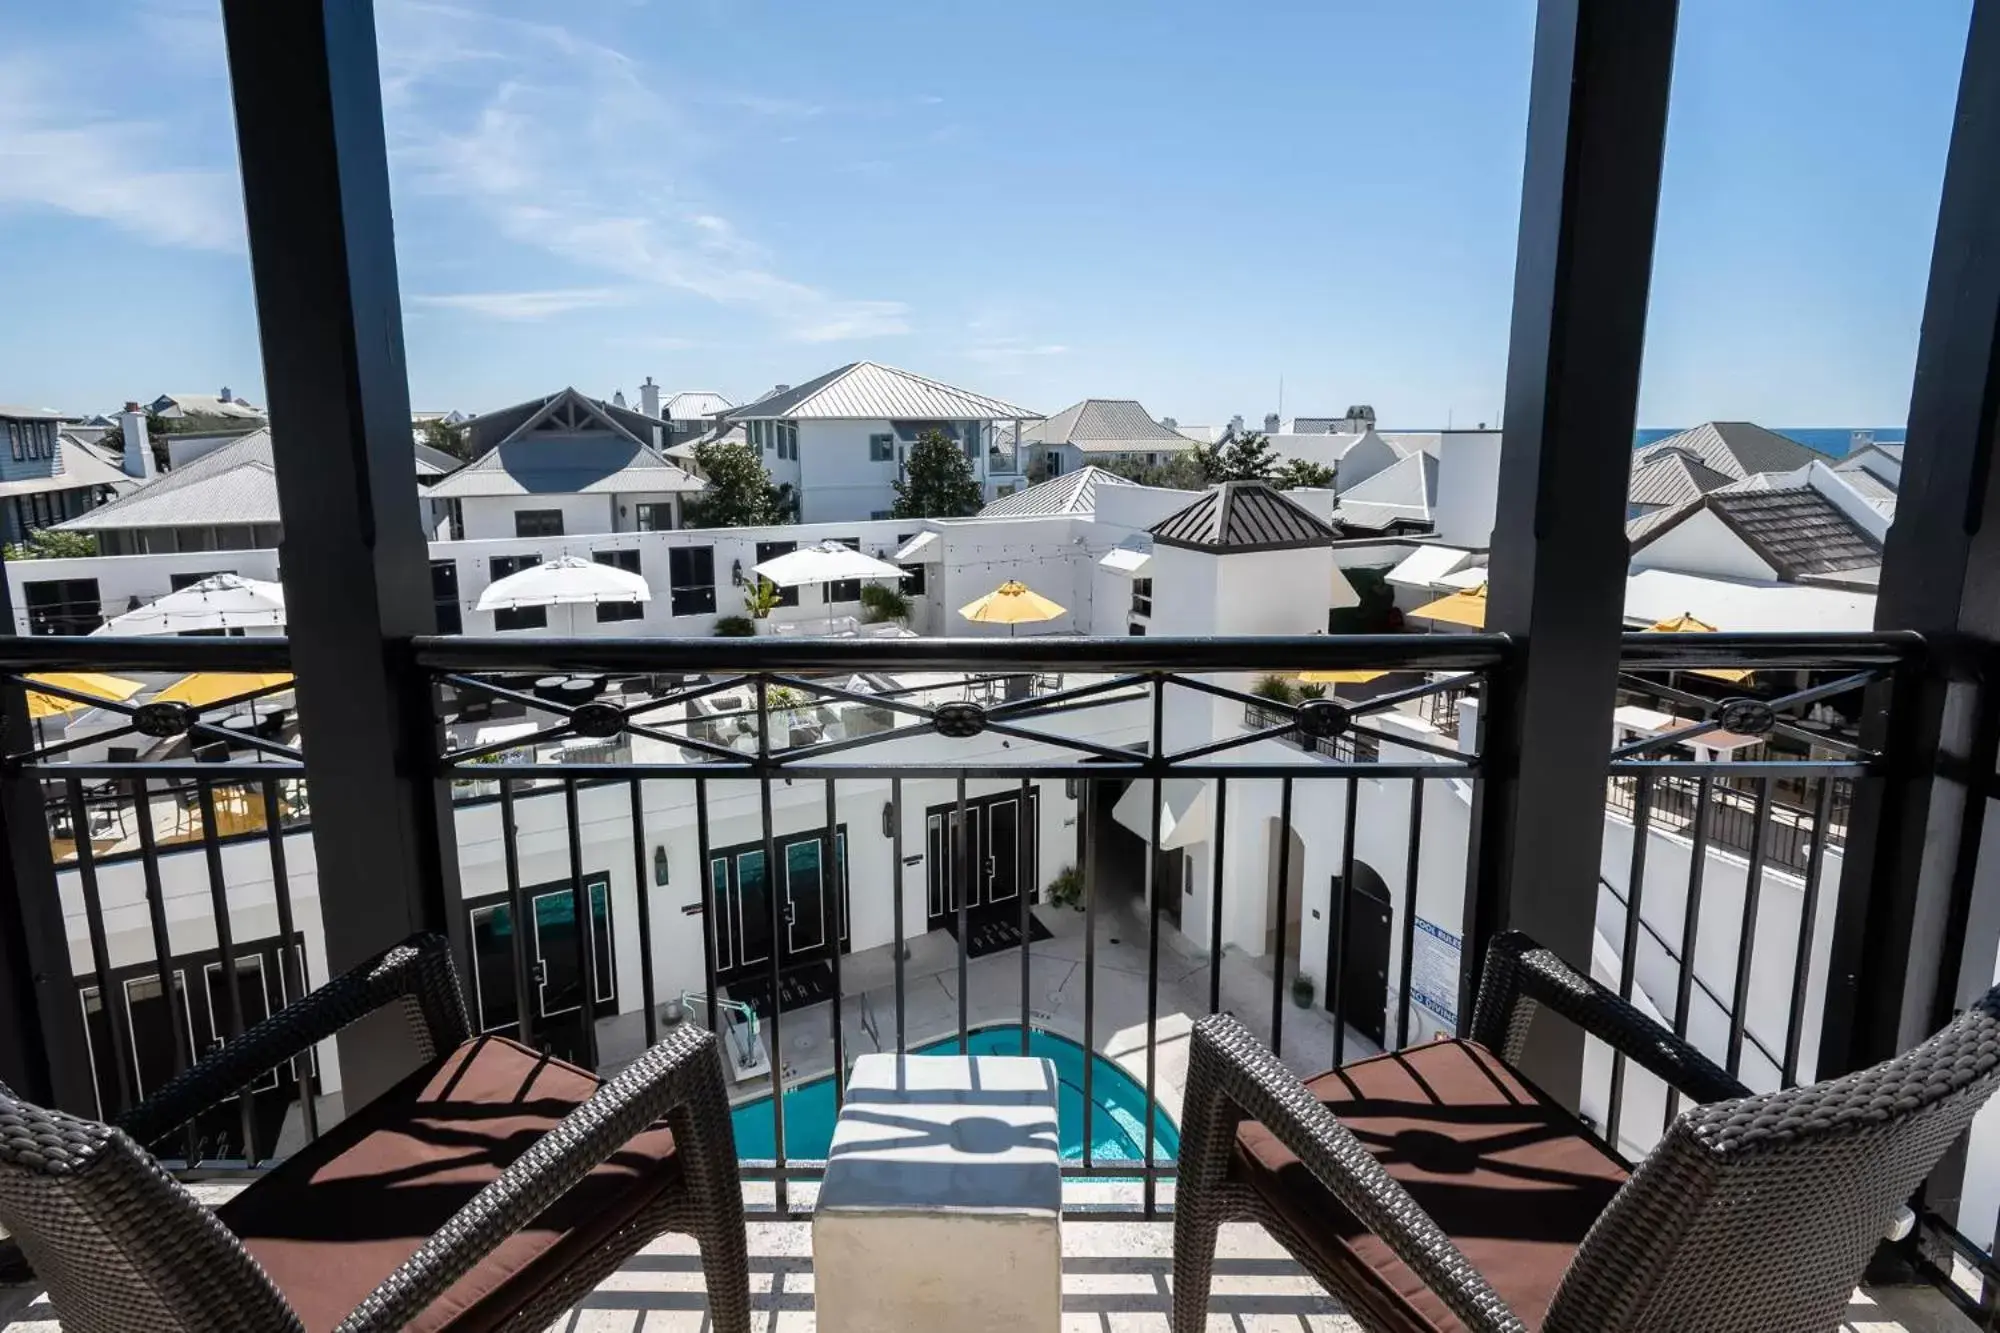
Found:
[95,573,287,636]
[476,555,651,610]
[750,540,907,589]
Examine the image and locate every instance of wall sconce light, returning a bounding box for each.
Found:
[1064,777,1079,799]
[881,801,895,839]
[653,846,670,886]
[732,559,745,586]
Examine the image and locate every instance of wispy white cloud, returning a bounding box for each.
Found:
[379,2,909,342]
[0,56,242,252]
[410,287,628,319]
[964,338,1070,365]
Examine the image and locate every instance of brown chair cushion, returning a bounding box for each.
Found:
[1232,1038,1627,1333]
[217,1034,681,1333]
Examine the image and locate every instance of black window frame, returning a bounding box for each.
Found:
[487,554,548,631]
[22,577,103,636]
[514,508,564,538]
[869,432,895,463]
[431,559,463,635]
[826,536,863,603]
[1131,577,1153,618]
[634,502,674,532]
[754,540,800,607]
[667,545,717,617]
[593,549,645,622]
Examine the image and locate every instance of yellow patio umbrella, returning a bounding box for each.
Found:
[1297,669,1387,685]
[958,580,1066,634]
[154,671,295,709]
[24,671,144,720]
[1645,613,1752,683]
[1409,583,1487,629]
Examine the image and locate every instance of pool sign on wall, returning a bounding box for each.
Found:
[1410,918,1462,1027]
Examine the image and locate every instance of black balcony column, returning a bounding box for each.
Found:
[219,0,462,1106]
[1822,0,2000,1124]
[0,579,95,1112]
[1463,0,1680,1106]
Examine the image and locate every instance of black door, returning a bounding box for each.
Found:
[1329,868,1394,1047]
[706,827,848,989]
[925,790,1038,929]
[77,935,313,1160]
[466,874,617,1065]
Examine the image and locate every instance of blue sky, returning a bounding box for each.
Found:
[0,0,1971,427]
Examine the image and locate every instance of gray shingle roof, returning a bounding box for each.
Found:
[978,466,1137,518]
[1149,480,1341,553]
[722,362,1035,421]
[1705,486,1881,577]
[1630,483,1882,578]
[1633,422,1825,481]
[1628,450,1737,507]
[59,429,282,530]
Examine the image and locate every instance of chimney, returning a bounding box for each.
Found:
[1228,413,1244,434]
[220,385,231,404]
[640,376,661,419]
[1263,412,1281,434]
[120,402,155,481]
[613,389,627,409]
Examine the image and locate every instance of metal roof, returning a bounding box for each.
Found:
[0,405,64,420]
[1149,480,1341,553]
[722,362,1036,421]
[424,434,703,499]
[977,466,1137,518]
[154,393,265,420]
[664,390,733,419]
[1024,399,1188,446]
[1627,450,1736,508]
[59,428,282,530]
[1632,422,1825,481]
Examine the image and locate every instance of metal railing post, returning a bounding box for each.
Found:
[219,0,462,1110]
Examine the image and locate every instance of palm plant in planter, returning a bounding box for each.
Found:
[1046,864,1085,910]
[1252,673,1298,704]
[859,582,911,624]
[1290,973,1316,1008]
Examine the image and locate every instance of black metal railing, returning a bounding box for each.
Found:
[415,634,1500,1219]
[0,629,1946,1238]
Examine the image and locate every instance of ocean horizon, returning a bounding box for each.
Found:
[1633,426,1905,458]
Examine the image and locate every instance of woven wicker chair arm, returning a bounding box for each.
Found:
[1472,932,1749,1107]
[116,932,470,1150]
[1190,1015,1529,1333]
[334,1024,729,1333]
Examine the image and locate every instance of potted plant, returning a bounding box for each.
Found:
[859,582,912,624]
[1252,674,1298,704]
[713,614,755,638]
[742,578,781,631]
[1290,973,1316,1009]
[1047,864,1085,911]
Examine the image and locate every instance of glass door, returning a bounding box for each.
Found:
[785,838,827,955]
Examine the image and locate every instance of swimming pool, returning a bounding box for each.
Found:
[729,1025,1180,1165]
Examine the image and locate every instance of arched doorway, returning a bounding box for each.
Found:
[1328,860,1393,1047]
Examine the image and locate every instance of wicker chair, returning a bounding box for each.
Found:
[1173,930,2000,1333]
[0,933,751,1333]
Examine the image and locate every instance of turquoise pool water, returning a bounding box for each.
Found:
[729,1025,1180,1165]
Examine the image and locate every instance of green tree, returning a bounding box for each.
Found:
[891,429,984,519]
[420,417,470,461]
[1102,448,1216,490]
[4,530,97,561]
[1210,431,1279,482]
[682,440,786,527]
[1274,458,1336,489]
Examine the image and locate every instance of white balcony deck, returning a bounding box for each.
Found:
[0,1216,1972,1331]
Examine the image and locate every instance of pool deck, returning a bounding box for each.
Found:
[596,889,1375,1133]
